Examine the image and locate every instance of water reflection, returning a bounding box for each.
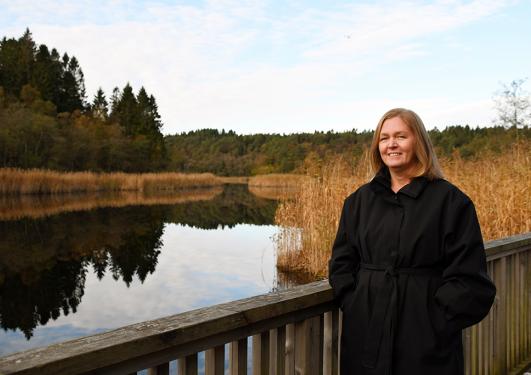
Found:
[0,185,292,353]
[0,187,223,221]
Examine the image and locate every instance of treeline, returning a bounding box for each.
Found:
[165,125,529,176]
[1,30,529,176]
[0,29,166,172]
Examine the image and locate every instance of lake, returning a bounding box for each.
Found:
[0,185,313,357]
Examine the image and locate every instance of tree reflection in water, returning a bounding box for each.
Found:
[0,185,278,339]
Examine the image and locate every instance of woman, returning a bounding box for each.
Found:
[328,108,496,375]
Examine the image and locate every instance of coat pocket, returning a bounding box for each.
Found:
[428,297,448,337]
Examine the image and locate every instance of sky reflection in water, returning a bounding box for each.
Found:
[0,186,288,356]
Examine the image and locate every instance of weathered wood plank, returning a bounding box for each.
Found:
[484,233,531,260]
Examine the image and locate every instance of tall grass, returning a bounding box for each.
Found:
[0,169,222,195]
[274,143,530,278]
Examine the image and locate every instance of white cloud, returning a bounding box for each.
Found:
[0,0,516,134]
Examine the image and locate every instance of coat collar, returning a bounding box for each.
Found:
[369,167,429,199]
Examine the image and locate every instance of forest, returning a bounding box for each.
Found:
[1,30,529,176]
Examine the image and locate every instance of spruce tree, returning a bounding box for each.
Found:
[92,88,108,121]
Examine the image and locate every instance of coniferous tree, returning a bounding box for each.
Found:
[31,44,63,105]
[92,88,108,121]
[114,83,139,136]
[0,30,36,96]
[60,55,86,112]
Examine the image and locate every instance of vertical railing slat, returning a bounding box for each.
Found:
[496,257,507,374]
[205,345,224,375]
[148,363,169,375]
[294,317,321,375]
[229,338,247,375]
[252,331,270,375]
[285,323,295,375]
[179,353,198,375]
[270,326,285,375]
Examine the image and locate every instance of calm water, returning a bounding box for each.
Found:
[0,185,311,357]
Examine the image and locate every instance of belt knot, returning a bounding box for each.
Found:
[384,266,397,277]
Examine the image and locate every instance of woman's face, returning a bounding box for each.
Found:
[378,116,417,173]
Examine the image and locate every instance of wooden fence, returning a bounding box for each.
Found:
[0,232,529,375]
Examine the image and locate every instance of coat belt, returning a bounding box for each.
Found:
[359,262,442,371]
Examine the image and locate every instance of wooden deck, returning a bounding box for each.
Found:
[0,232,529,375]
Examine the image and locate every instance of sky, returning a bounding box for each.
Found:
[1,0,530,135]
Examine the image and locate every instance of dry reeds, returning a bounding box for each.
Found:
[0,168,222,195]
[274,143,530,278]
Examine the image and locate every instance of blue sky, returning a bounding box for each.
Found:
[1,0,530,135]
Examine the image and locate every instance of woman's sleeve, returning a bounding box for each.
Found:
[434,194,496,333]
[328,197,360,307]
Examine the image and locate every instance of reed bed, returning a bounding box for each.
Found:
[0,187,223,221]
[248,173,310,188]
[0,168,222,195]
[274,143,530,278]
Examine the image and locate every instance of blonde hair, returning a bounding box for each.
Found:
[369,108,444,180]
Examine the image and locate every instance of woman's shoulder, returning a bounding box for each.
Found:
[426,178,473,205]
[341,181,373,207]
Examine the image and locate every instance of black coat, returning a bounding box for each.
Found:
[328,167,496,375]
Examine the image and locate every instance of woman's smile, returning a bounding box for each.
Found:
[378,116,417,173]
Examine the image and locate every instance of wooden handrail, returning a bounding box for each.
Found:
[0,232,530,375]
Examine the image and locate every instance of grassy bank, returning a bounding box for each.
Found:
[274,143,530,277]
[0,168,223,195]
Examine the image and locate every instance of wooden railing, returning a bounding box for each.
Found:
[0,232,529,375]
